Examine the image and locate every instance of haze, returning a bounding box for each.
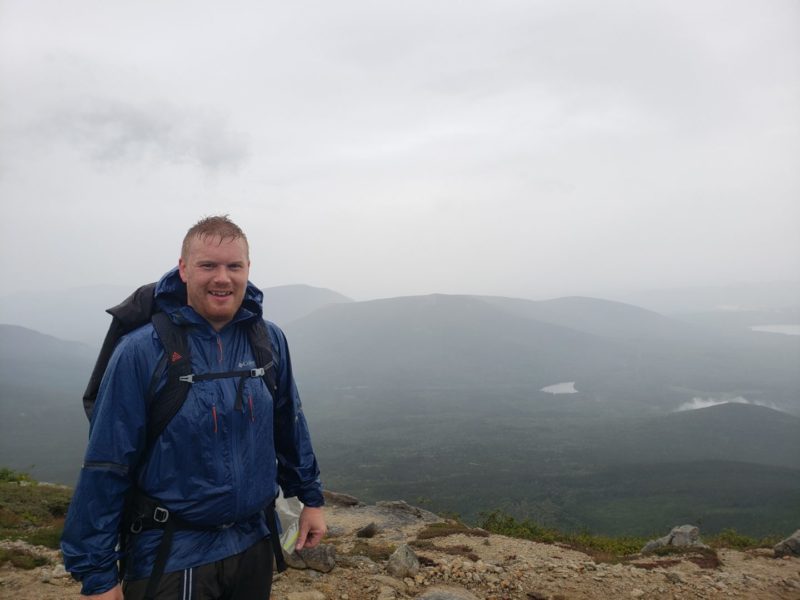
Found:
[1,0,798,301]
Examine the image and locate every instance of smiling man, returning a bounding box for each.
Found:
[62,216,326,600]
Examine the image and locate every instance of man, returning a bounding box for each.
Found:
[62,216,326,599]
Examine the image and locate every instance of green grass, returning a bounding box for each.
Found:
[0,468,34,483]
[478,510,650,559]
[0,470,71,549]
[706,528,780,550]
[0,547,52,569]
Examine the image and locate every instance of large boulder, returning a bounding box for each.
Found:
[774,529,800,558]
[642,525,709,554]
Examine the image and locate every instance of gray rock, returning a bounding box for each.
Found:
[387,543,419,578]
[371,575,408,592]
[665,572,685,584]
[356,522,380,538]
[376,500,429,518]
[642,525,709,554]
[774,529,800,558]
[298,544,337,573]
[283,549,308,570]
[415,586,481,600]
[323,490,362,506]
[338,555,380,573]
[287,592,326,600]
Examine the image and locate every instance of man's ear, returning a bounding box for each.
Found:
[178,257,188,283]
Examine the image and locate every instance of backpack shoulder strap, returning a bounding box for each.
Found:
[147,312,193,448]
[246,319,278,396]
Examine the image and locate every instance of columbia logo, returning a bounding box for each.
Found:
[171,352,183,363]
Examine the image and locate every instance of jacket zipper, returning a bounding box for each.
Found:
[211,404,218,433]
[248,394,255,423]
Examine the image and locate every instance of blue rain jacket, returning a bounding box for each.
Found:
[61,268,323,595]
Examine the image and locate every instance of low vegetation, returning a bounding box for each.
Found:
[706,528,780,551]
[416,520,490,540]
[478,510,647,559]
[477,510,785,566]
[0,469,70,550]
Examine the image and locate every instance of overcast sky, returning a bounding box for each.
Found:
[1,0,798,301]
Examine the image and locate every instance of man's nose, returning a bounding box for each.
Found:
[212,266,231,282]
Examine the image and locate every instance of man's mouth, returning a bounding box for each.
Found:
[209,291,233,297]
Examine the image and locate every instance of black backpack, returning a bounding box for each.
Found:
[82,283,287,596]
[83,282,278,443]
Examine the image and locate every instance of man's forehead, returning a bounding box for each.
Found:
[186,234,249,259]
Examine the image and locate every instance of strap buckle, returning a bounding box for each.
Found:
[249,368,265,378]
[178,374,194,384]
[153,507,170,523]
[130,518,143,534]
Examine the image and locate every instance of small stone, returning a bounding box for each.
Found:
[356,522,380,538]
[630,590,645,599]
[666,572,684,584]
[371,575,407,592]
[415,586,481,600]
[377,586,397,600]
[287,592,326,600]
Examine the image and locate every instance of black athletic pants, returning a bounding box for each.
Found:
[122,537,274,600]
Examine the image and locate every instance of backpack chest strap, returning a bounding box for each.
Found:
[179,363,274,411]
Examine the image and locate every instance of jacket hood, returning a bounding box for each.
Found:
[153,267,264,324]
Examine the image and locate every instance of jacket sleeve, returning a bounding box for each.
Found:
[61,333,153,595]
[270,324,324,507]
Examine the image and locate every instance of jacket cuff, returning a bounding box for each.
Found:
[78,566,119,596]
[297,487,325,508]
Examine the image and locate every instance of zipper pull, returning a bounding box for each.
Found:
[212,404,218,433]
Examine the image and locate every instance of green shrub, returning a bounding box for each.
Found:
[478,510,559,544]
[707,528,779,550]
[0,468,33,483]
[0,547,51,569]
[23,526,64,550]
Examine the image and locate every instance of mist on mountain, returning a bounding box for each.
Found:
[0,281,798,537]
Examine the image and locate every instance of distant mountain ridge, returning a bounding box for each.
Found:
[1,285,798,536]
[261,284,352,327]
[0,282,352,346]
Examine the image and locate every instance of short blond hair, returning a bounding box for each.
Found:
[181,215,249,260]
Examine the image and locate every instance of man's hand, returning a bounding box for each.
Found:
[295,506,326,550]
[81,584,123,600]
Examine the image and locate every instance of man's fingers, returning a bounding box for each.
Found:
[295,522,310,551]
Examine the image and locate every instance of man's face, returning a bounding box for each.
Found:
[178,235,250,331]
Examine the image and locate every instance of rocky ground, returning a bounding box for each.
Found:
[1,496,798,600]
